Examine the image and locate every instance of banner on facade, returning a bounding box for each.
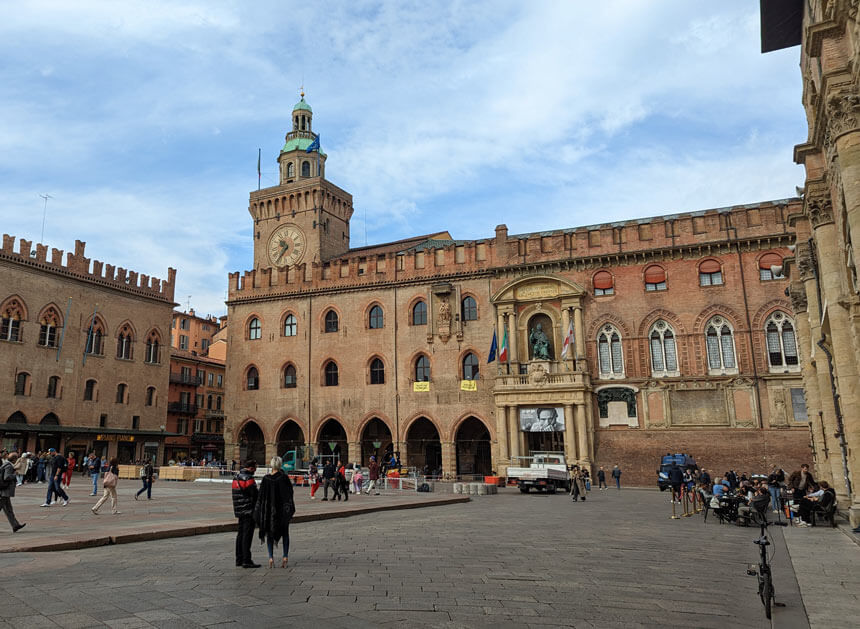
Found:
[413,381,430,392]
[519,407,565,432]
[460,380,477,391]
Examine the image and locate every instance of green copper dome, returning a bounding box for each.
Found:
[293,97,312,113]
[280,135,326,156]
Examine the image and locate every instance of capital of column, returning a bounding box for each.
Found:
[808,196,835,229]
[826,90,860,146]
[788,282,809,313]
[795,242,816,281]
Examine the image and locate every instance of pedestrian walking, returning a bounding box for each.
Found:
[365,456,380,495]
[62,452,76,488]
[336,461,348,501]
[308,459,320,499]
[134,459,155,500]
[1,452,26,532]
[767,466,785,514]
[570,467,586,502]
[254,456,295,569]
[321,460,336,501]
[232,459,260,568]
[36,452,47,483]
[668,464,684,503]
[92,458,121,515]
[597,466,607,490]
[611,464,622,490]
[41,448,69,507]
[351,464,363,494]
[87,452,101,495]
[13,452,29,486]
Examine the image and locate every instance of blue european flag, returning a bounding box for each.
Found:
[306,133,320,153]
[487,330,498,363]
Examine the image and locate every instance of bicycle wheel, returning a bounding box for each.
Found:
[759,571,773,619]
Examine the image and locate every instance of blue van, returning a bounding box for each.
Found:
[657,453,698,491]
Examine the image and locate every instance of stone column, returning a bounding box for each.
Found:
[563,403,577,463]
[509,310,518,365]
[496,309,505,364]
[585,394,596,464]
[264,442,278,466]
[347,441,361,466]
[561,307,571,364]
[573,305,586,369]
[575,404,590,467]
[508,406,520,461]
[830,98,860,280]
[495,405,509,469]
[441,441,456,479]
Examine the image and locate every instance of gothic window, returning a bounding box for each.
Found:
[47,376,60,398]
[0,298,25,342]
[146,386,156,407]
[461,296,478,321]
[248,317,261,340]
[115,383,127,404]
[649,320,678,375]
[246,366,259,390]
[698,260,723,286]
[462,352,479,380]
[85,317,105,355]
[301,161,310,177]
[369,305,384,329]
[14,372,29,396]
[324,310,338,333]
[412,300,427,325]
[145,330,160,364]
[766,311,799,370]
[84,379,97,401]
[283,364,297,388]
[116,323,134,360]
[644,265,667,291]
[324,361,339,386]
[38,306,62,347]
[705,316,736,372]
[597,324,624,376]
[759,253,784,281]
[283,314,297,337]
[415,355,431,382]
[370,358,385,385]
[593,271,614,295]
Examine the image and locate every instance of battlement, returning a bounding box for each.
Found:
[227,199,800,301]
[1,234,176,302]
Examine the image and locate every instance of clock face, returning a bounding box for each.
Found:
[267,224,306,267]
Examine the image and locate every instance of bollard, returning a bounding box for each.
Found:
[453,482,462,494]
[681,486,692,517]
[670,487,680,519]
[476,483,488,496]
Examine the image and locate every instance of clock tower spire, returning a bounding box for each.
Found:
[248,94,354,271]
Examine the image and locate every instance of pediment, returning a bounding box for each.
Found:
[492,275,585,304]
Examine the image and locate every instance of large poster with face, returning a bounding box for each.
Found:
[519,407,566,432]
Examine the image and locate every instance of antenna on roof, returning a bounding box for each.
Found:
[39,193,53,243]
[186,295,192,311]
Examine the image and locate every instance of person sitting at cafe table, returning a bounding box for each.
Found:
[794,481,836,527]
[737,486,770,523]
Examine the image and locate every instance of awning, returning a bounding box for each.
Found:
[759,252,782,269]
[0,423,177,437]
[760,0,803,53]
[593,271,613,290]
[700,259,721,273]
[644,265,666,283]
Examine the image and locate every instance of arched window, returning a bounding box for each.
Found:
[248,317,261,340]
[301,161,310,177]
[85,317,105,355]
[705,316,736,371]
[415,355,431,382]
[283,364,297,388]
[207,394,213,409]
[644,265,667,291]
[759,253,784,281]
[14,372,29,396]
[593,271,614,296]
[38,307,61,347]
[145,331,160,364]
[461,296,478,321]
[370,358,385,384]
[324,310,339,333]
[699,260,723,286]
[115,383,127,404]
[597,324,624,376]
[0,297,25,342]
[324,361,339,386]
[766,311,799,370]
[368,305,384,329]
[84,379,97,401]
[216,395,222,410]
[412,300,427,325]
[649,320,678,375]
[246,367,259,390]
[462,352,479,380]
[283,314,297,337]
[146,386,156,407]
[47,376,60,398]
[287,162,295,178]
[116,324,133,360]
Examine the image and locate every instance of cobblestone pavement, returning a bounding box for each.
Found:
[0,487,824,628]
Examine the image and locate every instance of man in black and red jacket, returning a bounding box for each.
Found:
[232,460,259,568]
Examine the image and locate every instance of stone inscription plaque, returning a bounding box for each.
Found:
[516,283,558,300]
[669,390,729,425]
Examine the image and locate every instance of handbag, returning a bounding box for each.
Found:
[103,471,118,488]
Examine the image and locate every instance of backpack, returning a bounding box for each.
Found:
[417,483,430,492]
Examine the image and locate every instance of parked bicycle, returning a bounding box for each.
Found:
[746,520,787,619]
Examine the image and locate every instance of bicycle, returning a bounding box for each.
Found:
[746,520,787,619]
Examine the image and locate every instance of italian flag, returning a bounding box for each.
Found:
[499,327,509,362]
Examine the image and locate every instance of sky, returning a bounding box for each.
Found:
[0,1,806,317]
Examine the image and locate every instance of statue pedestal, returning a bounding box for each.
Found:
[528,360,551,385]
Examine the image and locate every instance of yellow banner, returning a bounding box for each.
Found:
[460,380,477,391]
[413,381,430,392]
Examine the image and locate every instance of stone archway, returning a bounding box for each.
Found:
[276,420,305,458]
[238,420,265,465]
[360,417,392,466]
[456,416,492,477]
[406,417,442,475]
[317,418,347,463]
[7,411,26,423]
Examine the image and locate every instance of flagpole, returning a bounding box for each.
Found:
[257,148,261,191]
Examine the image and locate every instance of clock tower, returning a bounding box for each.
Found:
[249,93,354,270]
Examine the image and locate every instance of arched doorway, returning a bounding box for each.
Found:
[456,416,491,477]
[37,413,61,453]
[7,411,27,424]
[360,417,392,466]
[317,418,347,464]
[238,421,265,465]
[406,417,442,476]
[276,420,305,458]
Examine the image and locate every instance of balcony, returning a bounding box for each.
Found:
[494,364,589,390]
[191,432,224,444]
[205,409,225,419]
[167,402,198,415]
[169,373,201,386]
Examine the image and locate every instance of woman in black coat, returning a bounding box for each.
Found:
[254,456,296,568]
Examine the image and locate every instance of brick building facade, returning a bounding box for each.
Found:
[762,0,860,525]
[225,98,811,484]
[1,235,175,463]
